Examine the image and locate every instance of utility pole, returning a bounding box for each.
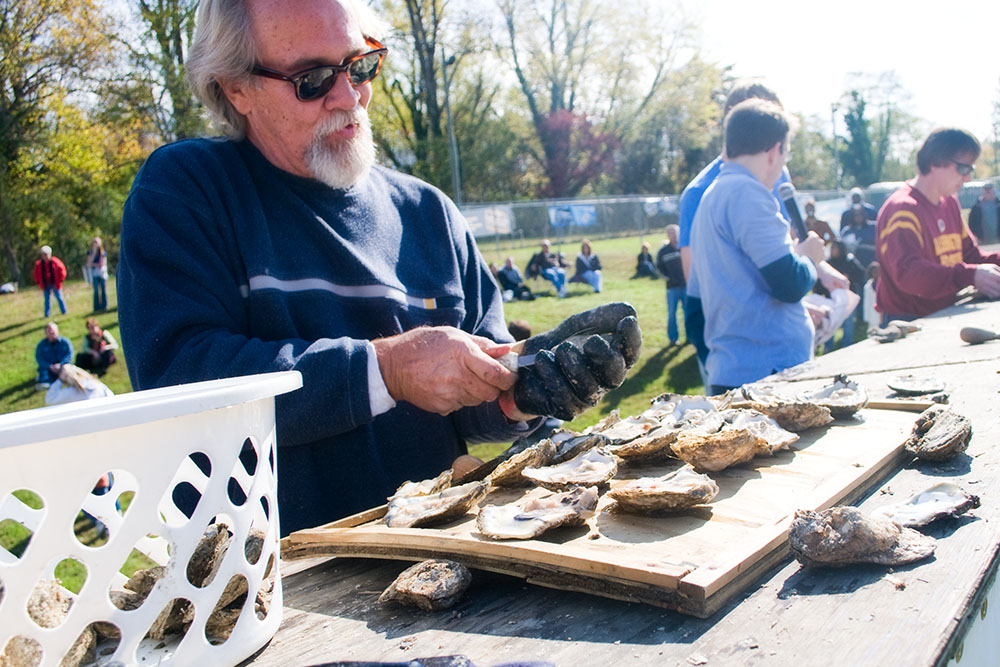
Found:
[441,48,462,205]
[831,102,840,191]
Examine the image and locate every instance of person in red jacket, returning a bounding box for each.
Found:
[32,245,68,317]
[875,128,1000,323]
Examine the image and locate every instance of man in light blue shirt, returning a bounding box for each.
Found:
[691,100,830,394]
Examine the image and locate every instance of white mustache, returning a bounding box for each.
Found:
[314,108,367,139]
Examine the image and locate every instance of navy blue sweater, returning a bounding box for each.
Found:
[118,138,532,534]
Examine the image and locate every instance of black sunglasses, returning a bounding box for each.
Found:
[251,36,387,101]
[952,160,975,176]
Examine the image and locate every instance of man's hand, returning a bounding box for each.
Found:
[506,302,642,421]
[816,261,849,291]
[372,327,517,416]
[794,231,827,266]
[974,264,1000,298]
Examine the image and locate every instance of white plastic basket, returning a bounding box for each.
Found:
[0,371,302,666]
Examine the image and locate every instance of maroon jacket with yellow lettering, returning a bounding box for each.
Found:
[875,182,1000,318]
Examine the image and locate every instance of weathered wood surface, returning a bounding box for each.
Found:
[283,410,918,617]
[249,301,1000,667]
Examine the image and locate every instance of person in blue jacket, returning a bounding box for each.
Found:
[117,0,637,536]
[35,322,73,389]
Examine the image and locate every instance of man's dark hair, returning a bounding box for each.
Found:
[916,128,980,174]
[724,81,782,117]
[724,99,790,159]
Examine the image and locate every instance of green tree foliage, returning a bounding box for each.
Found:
[790,114,836,190]
[0,0,115,283]
[496,0,699,198]
[840,90,876,187]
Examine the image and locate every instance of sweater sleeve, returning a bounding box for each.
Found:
[758,254,817,303]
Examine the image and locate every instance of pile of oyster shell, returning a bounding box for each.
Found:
[381,376,869,542]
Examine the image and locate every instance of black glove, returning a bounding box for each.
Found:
[513,302,642,421]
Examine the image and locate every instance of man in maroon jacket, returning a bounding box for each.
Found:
[875,128,1000,323]
[32,245,68,317]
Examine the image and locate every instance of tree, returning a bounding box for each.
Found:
[496,0,696,198]
[117,0,206,142]
[0,0,115,283]
[789,114,836,191]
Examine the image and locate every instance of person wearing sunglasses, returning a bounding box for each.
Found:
[875,127,1000,324]
[117,0,636,536]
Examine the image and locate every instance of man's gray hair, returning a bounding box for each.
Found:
[187,0,388,139]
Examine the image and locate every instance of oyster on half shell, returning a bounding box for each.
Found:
[871,482,980,528]
[607,465,719,513]
[788,506,936,567]
[797,374,869,418]
[389,469,453,502]
[385,480,491,528]
[522,448,618,491]
[477,486,599,540]
[730,383,833,432]
[670,420,758,472]
[726,409,799,455]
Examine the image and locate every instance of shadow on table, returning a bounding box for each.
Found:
[281,558,716,647]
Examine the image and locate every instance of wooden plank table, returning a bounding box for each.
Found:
[248,301,1000,667]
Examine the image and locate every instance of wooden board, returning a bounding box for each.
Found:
[284,408,919,617]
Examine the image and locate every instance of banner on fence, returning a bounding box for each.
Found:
[462,205,514,236]
[548,204,597,228]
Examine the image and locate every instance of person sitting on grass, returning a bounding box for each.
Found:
[496,257,535,301]
[35,321,73,390]
[75,317,119,377]
[44,363,114,406]
[527,239,568,297]
[634,242,658,278]
[569,239,602,293]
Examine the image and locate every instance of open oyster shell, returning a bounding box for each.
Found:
[522,448,618,491]
[477,486,599,540]
[550,432,611,463]
[730,383,833,432]
[871,483,980,527]
[903,405,972,461]
[389,469,453,501]
[378,559,472,610]
[607,465,719,513]
[385,480,492,528]
[725,409,799,455]
[797,374,869,418]
[789,507,936,567]
[488,439,557,487]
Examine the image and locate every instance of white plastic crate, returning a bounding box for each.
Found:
[0,371,302,666]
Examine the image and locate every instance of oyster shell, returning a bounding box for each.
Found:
[903,405,972,461]
[607,465,719,513]
[378,559,471,610]
[726,409,799,455]
[385,480,491,528]
[732,383,833,432]
[671,423,758,472]
[477,486,599,540]
[522,448,618,491]
[590,413,662,444]
[488,438,557,487]
[797,374,869,418]
[872,483,980,527]
[550,432,611,464]
[390,469,453,501]
[789,506,936,567]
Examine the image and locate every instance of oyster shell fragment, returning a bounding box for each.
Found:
[872,483,980,527]
[797,374,869,418]
[522,448,618,491]
[385,480,491,528]
[608,465,719,513]
[477,486,599,540]
[789,507,936,567]
[378,559,472,610]
[903,405,972,461]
